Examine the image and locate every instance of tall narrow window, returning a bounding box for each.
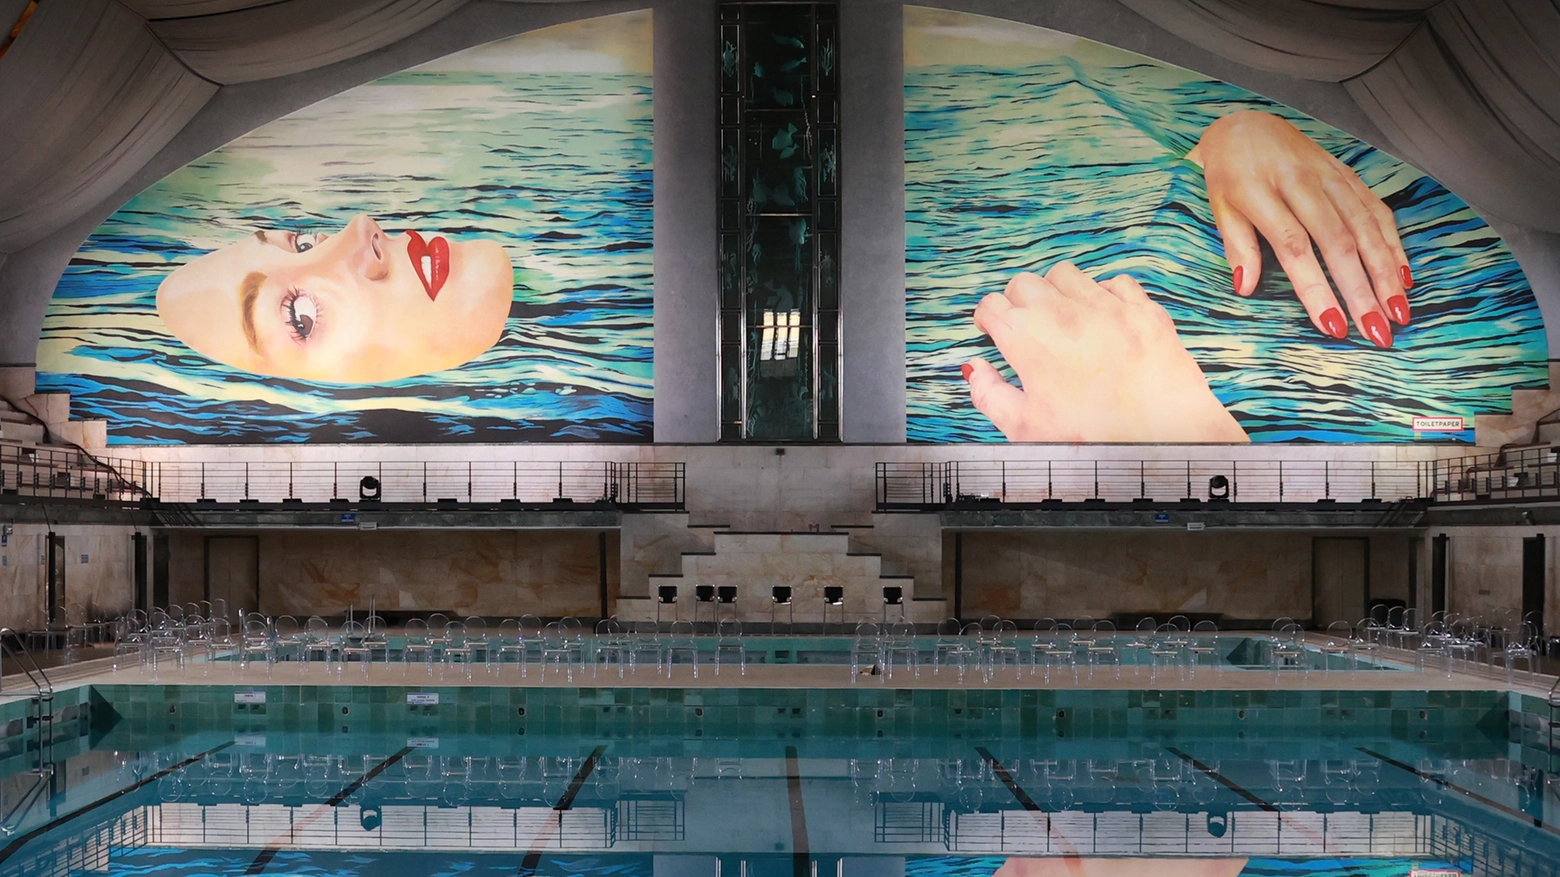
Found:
[718,1,840,441]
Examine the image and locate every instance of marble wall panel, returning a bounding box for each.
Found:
[1438,525,1557,630]
[0,524,136,630]
[165,530,613,619]
[959,531,1314,621]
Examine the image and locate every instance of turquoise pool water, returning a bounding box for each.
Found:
[0,685,1550,877]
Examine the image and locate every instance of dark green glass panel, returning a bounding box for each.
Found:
[747,326,813,440]
[719,233,742,309]
[720,129,741,198]
[817,128,838,198]
[721,343,743,421]
[720,24,742,93]
[744,113,811,215]
[744,4,813,111]
[744,216,813,319]
[817,340,839,427]
[817,232,838,310]
[816,21,837,92]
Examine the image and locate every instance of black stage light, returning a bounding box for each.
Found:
[359,475,381,501]
[1208,474,1230,501]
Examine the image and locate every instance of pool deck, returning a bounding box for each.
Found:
[5,640,1554,698]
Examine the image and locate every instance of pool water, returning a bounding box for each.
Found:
[0,685,1552,877]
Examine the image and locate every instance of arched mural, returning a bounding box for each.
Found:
[904,8,1547,444]
[37,11,654,444]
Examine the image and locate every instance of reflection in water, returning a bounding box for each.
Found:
[0,737,1546,877]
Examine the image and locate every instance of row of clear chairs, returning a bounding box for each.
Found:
[113,602,232,673]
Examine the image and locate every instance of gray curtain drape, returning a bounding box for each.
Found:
[148,0,471,85]
[0,0,215,253]
[0,0,476,255]
[1120,0,1560,232]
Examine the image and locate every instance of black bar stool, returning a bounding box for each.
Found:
[771,586,793,635]
[717,586,737,623]
[823,586,844,633]
[657,585,679,624]
[882,585,904,623]
[695,585,716,630]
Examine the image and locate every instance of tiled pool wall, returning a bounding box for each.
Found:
[5,682,1555,762]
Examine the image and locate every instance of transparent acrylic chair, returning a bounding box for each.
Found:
[883,621,919,680]
[714,618,746,676]
[542,621,577,681]
[402,618,434,673]
[1187,620,1220,675]
[1320,620,1354,672]
[631,620,666,676]
[987,619,1021,680]
[666,619,698,679]
[494,619,526,674]
[850,620,883,683]
[593,618,628,678]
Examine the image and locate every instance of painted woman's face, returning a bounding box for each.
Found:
[156,215,513,383]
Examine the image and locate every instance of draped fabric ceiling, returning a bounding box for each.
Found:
[0,0,1556,265]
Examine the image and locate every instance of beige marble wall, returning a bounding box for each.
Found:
[1438,526,1560,630]
[0,524,137,630]
[958,531,1314,621]
[166,530,615,619]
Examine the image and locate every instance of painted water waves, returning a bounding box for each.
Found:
[905,7,1546,444]
[39,12,654,444]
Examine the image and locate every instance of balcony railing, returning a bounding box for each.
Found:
[876,460,1430,509]
[0,444,149,504]
[144,460,685,510]
[1425,446,1560,503]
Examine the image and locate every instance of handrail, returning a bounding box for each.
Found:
[0,628,53,700]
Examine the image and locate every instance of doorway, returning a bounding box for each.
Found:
[1313,537,1369,627]
[1523,535,1545,634]
[205,536,259,616]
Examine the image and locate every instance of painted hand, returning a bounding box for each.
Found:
[964,264,1248,443]
[1188,110,1411,348]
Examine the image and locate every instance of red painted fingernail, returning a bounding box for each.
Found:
[1319,308,1348,339]
[1400,265,1414,290]
[1232,265,1244,294]
[1386,295,1410,326]
[1362,312,1393,349]
[960,363,973,382]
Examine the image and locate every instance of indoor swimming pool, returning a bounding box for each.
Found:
[0,683,1553,877]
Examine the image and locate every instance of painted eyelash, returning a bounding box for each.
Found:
[281,288,320,343]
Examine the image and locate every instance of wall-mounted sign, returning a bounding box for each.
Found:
[407,692,439,706]
[1411,416,1466,432]
[234,690,266,704]
[407,737,440,749]
[1153,513,1170,524]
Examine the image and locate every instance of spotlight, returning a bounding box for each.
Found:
[1208,474,1230,501]
[359,476,381,502]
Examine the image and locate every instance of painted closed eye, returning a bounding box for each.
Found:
[282,290,319,341]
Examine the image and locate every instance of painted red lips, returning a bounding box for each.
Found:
[406,231,450,301]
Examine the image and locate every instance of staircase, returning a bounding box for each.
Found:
[618,524,946,626]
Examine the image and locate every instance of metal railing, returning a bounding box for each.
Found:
[876,460,1429,509]
[144,459,684,509]
[1426,445,1560,503]
[0,444,149,503]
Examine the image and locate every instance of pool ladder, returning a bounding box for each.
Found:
[0,628,55,775]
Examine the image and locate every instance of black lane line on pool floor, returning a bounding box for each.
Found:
[1360,747,1560,836]
[1164,746,1279,812]
[0,740,236,866]
[518,744,608,876]
[246,746,415,875]
[785,745,810,877]
[974,746,1041,811]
